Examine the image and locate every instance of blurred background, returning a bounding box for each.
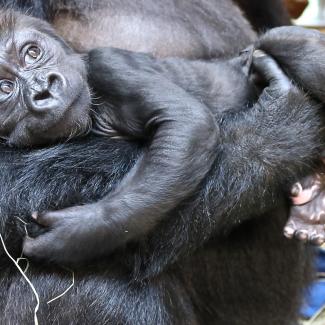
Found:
[293,0,325,28]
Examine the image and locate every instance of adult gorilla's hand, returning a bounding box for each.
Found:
[284,164,325,246]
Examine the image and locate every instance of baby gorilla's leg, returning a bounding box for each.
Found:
[284,167,325,245]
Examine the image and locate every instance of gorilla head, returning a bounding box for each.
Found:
[0,11,91,147]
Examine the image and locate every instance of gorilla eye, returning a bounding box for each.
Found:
[0,80,14,95]
[24,45,42,65]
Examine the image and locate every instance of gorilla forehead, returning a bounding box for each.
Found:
[0,10,72,53]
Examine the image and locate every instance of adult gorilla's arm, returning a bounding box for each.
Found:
[138,52,325,276]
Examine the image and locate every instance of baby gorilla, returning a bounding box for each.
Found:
[0,11,321,264]
[0,11,235,264]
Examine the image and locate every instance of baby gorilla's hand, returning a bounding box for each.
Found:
[284,171,325,246]
[23,203,123,265]
[257,26,325,103]
[252,49,292,96]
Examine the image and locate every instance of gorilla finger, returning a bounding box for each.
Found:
[310,234,325,246]
[299,173,323,189]
[291,182,322,205]
[295,230,309,242]
[32,210,60,227]
[23,234,55,258]
[283,221,297,239]
[252,50,291,90]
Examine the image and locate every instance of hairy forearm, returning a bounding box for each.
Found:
[200,89,324,232]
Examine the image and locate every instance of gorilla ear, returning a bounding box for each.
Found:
[238,45,254,76]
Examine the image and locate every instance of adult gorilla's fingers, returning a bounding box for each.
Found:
[295,224,325,246]
[283,218,325,245]
[283,219,297,239]
[291,179,322,205]
[252,50,291,91]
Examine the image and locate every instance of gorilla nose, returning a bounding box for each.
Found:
[28,72,66,112]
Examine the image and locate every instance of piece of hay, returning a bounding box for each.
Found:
[47,268,75,304]
[0,217,76,325]
[0,232,40,325]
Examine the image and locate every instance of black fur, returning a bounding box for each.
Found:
[0,1,321,325]
[0,39,325,324]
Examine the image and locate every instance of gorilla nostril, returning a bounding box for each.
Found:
[46,72,66,91]
[33,90,52,102]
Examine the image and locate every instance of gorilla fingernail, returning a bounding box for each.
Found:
[296,231,308,241]
[291,183,302,197]
[284,227,295,237]
[31,212,38,220]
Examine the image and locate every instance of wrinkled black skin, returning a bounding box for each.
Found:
[0,1,321,325]
[257,26,325,104]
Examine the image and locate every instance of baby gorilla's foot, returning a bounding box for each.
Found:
[284,172,325,246]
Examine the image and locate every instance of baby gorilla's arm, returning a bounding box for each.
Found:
[23,48,219,265]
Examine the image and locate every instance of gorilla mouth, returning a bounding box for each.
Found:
[5,87,91,148]
[33,90,52,102]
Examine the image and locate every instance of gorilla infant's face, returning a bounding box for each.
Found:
[0,12,91,147]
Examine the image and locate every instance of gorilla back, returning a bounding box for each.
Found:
[0,0,257,57]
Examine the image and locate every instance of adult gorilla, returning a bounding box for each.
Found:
[0,0,291,56]
[0,1,318,325]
